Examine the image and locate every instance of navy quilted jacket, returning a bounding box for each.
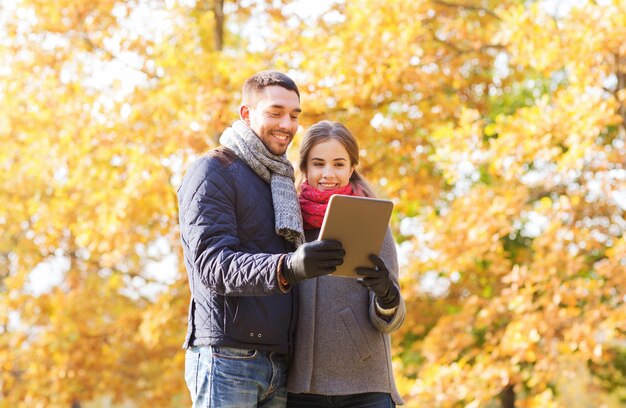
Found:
[177,147,296,354]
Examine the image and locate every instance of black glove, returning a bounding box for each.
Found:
[282,240,345,284]
[356,254,400,309]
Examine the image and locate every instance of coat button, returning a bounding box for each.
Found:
[258,333,262,338]
[250,332,254,337]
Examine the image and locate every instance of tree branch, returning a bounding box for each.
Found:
[431,0,500,19]
[615,52,626,131]
[80,34,160,81]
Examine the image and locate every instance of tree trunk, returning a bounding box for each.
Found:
[500,383,515,408]
[213,0,225,51]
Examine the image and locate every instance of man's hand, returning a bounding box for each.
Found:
[356,254,400,309]
[282,240,345,284]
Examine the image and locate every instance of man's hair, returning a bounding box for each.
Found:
[242,70,300,106]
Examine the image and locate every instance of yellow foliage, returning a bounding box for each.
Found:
[2,0,626,406]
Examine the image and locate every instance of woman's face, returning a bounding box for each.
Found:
[305,138,354,191]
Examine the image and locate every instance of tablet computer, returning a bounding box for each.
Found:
[318,194,394,278]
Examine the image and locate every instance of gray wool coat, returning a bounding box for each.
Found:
[287,228,406,404]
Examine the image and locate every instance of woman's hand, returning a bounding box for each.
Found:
[356,254,400,309]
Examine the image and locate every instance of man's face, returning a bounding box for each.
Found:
[241,86,301,156]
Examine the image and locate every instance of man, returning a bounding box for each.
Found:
[177,70,345,407]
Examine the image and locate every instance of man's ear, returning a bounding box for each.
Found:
[239,104,251,125]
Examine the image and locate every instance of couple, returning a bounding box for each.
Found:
[177,70,406,408]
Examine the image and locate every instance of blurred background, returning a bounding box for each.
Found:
[1,0,625,407]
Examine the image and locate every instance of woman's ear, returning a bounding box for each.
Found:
[350,166,355,180]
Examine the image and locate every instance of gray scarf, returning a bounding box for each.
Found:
[220,120,305,247]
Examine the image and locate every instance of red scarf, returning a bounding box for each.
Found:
[299,181,355,230]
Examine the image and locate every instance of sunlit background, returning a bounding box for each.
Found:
[1,0,626,407]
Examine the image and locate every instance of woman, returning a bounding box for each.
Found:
[287,121,405,407]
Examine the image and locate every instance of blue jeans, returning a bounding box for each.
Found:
[185,346,288,408]
[286,392,395,408]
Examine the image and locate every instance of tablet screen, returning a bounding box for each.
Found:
[318,195,393,278]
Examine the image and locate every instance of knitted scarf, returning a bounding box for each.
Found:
[220,120,305,247]
[299,181,355,230]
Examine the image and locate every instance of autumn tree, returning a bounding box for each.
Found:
[274,0,626,406]
[282,1,626,407]
[0,0,290,406]
[2,0,626,407]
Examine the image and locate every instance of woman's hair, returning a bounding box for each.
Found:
[298,120,375,197]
